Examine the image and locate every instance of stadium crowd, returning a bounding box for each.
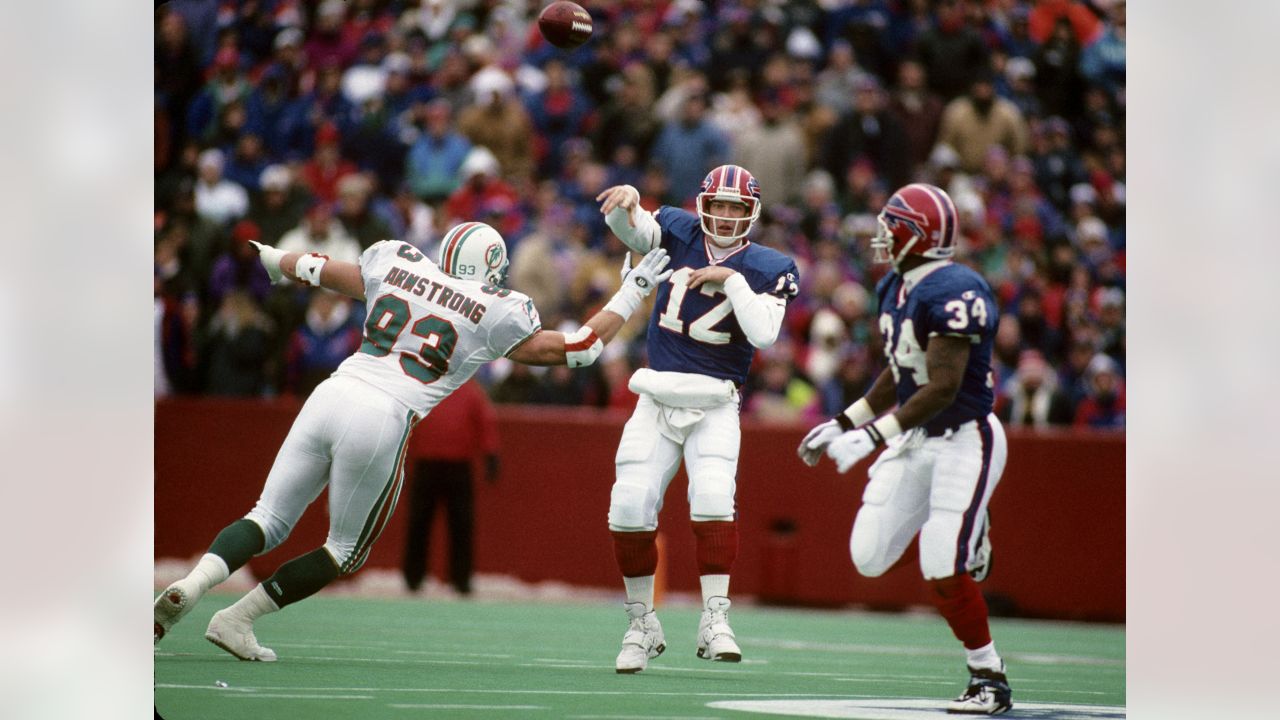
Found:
[155,0,1125,431]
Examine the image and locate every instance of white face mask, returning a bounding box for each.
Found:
[698,198,757,247]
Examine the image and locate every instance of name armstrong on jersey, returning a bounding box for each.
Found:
[382,264,488,324]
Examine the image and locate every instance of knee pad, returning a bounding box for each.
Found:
[244,508,292,553]
[689,473,735,521]
[608,480,659,531]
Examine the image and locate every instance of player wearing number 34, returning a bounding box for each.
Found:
[154,222,673,662]
[798,183,1013,715]
[596,165,799,673]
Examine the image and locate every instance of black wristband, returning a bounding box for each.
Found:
[834,413,856,432]
[864,424,886,447]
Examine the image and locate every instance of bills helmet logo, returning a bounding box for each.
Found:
[881,197,931,240]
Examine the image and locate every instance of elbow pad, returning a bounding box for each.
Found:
[564,326,604,368]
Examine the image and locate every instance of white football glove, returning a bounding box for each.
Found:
[249,240,288,284]
[604,247,672,320]
[797,419,844,467]
[826,429,878,474]
[621,247,672,297]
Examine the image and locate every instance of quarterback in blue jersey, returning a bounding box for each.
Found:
[798,183,1013,715]
[596,165,799,673]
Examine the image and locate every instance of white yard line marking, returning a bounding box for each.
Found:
[568,716,722,719]
[830,677,954,687]
[750,638,1123,667]
[393,650,515,658]
[227,694,373,700]
[708,698,1127,719]
[279,655,486,665]
[155,684,883,698]
[389,704,548,710]
[269,643,366,650]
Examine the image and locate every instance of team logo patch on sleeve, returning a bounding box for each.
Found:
[522,298,540,326]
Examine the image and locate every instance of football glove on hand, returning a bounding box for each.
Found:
[604,247,672,320]
[249,240,287,284]
[797,419,844,467]
[827,430,878,474]
[621,247,672,297]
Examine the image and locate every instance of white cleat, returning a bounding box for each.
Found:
[947,663,1013,715]
[205,609,278,662]
[614,602,665,674]
[154,578,203,644]
[696,596,741,662]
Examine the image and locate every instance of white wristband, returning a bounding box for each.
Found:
[842,398,876,428]
[865,414,904,447]
[295,253,329,287]
[602,285,644,321]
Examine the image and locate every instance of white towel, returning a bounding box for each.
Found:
[629,369,738,442]
[627,368,737,408]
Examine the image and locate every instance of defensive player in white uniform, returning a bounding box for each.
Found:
[154,222,672,661]
[596,165,800,673]
[798,183,1012,715]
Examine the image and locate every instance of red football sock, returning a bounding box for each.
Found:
[611,530,658,577]
[692,520,738,575]
[928,574,992,650]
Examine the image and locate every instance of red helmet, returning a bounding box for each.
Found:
[697,164,762,247]
[872,183,958,267]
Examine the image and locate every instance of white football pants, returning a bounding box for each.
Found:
[850,413,1007,580]
[608,394,741,531]
[244,375,418,574]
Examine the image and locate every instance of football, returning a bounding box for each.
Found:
[537,1,593,50]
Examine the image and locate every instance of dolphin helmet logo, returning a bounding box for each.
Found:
[485,242,504,269]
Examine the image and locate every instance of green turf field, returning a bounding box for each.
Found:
[155,594,1124,719]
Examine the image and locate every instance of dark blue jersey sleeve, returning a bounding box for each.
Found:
[919,268,997,342]
[656,206,702,252]
[740,249,799,300]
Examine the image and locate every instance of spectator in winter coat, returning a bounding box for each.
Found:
[650,91,731,207]
[458,69,534,183]
[405,99,473,204]
[938,74,1030,174]
[996,350,1073,428]
[1073,353,1125,429]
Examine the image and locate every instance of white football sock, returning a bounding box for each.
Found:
[225,584,280,621]
[965,641,1002,672]
[187,553,230,593]
[623,575,655,611]
[700,574,730,605]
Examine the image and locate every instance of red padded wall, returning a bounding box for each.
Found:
[156,399,1124,621]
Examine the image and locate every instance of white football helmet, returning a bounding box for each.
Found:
[696,164,762,247]
[437,221,509,285]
